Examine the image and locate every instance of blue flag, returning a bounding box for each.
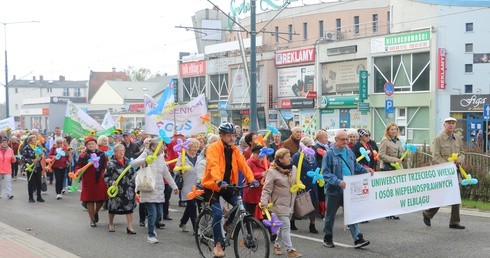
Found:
[147,79,175,116]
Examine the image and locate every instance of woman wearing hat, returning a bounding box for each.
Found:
[352,129,378,171]
[75,136,108,227]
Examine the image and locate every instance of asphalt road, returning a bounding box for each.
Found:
[1,177,490,258]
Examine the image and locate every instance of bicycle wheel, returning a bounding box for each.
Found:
[233,216,270,258]
[195,209,215,258]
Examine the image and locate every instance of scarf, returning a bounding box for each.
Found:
[272,159,292,176]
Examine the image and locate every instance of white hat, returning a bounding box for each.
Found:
[444,117,457,122]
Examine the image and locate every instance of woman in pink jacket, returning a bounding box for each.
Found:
[0,137,17,199]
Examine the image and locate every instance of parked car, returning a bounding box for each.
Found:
[257,128,292,143]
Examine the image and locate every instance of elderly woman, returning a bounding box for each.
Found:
[378,123,404,220]
[21,134,45,203]
[131,139,178,244]
[243,145,270,219]
[312,129,330,218]
[260,148,302,258]
[347,129,358,149]
[104,143,136,233]
[98,135,110,154]
[291,136,319,233]
[352,129,378,171]
[48,137,70,200]
[0,137,16,199]
[175,138,202,232]
[75,136,108,227]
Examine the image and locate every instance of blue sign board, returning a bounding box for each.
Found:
[384,82,395,96]
[484,104,490,119]
[385,99,394,114]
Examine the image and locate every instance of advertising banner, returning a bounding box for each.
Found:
[277,65,315,98]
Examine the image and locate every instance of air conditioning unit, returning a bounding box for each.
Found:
[326,32,337,41]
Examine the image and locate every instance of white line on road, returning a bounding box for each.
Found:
[290,233,353,248]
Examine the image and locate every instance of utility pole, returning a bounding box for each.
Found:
[249,0,258,132]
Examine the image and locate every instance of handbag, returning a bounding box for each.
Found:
[41,176,48,192]
[293,190,315,219]
[174,173,184,190]
[135,166,156,192]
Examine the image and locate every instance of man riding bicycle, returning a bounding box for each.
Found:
[201,122,259,258]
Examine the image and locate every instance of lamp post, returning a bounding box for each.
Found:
[1,20,39,118]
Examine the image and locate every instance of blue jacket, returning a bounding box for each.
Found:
[321,145,368,196]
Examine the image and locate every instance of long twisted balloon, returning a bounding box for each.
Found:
[107,165,133,198]
[448,153,478,186]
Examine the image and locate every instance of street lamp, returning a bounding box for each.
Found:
[1,20,39,118]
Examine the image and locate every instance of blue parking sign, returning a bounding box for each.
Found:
[385,99,394,114]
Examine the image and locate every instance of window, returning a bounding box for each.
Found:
[15,104,18,110]
[465,22,473,32]
[336,18,341,33]
[465,43,473,53]
[465,84,473,93]
[63,88,69,96]
[288,24,293,41]
[354,16,360,34]
[373,52,430,93]
[275,26,279,43]
[210,74,229,101]
[372,14,378,33]
[387,11,391,33]
[74,88,81,97]
[465,64,473,73]
[47,87,52,93]
[303,22,308,40]
[15,88,18,93]
[319,20,324,38]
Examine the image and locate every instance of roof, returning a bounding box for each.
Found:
[146,75,177,97]
[8,79,87,89]
[104,80,164,100]
[88,71,131,102]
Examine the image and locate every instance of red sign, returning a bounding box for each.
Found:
[275,47,315,66]
[179,60,206,77]
[240,110,250,115]
[279,99,292,109]
[305,91,317,99]
[268,85,273,109]
[42,108,49,115]
[437,48,447,89]
[128,103,144,111]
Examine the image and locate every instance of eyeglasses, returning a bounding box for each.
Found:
[337,138,349,141]
[364,135,371,137]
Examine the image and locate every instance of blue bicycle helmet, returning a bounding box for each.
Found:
[219,122,236,134]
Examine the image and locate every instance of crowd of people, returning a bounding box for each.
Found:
[0,117,468,257]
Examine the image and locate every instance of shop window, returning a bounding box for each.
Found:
[465,22,473,32]
[210,74,229,101]
[465,84,473,93]
[465,64,473,73]
[465,43,473,53]
[182,76,206,102]
[373,52,430,93]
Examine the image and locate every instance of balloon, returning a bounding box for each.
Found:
[55,148,66,160]
[173,138,191,152]
[299,142,315,156]
[145,155,157,164]
[256,135,267,147]
[165,158,178,165]
[67,171,83,193]
[316,148,326,157]
[34,147,43,156]
[263,125,279,140]
[259,147,274,158]
[88,153,100,169]
[290,152,306,193]
[107,165,133,198]
[157,129,171,144]
[105,148,114,157]
[448,153,478,186]
[390,162,402,170]
[399,144,417,161]
[356,147,371,162]
[200,113,211,124]
[307,167,325,187]
[174,149,191,173]
[259,202,283,235]
[44,158,55,173]
[69,161,94,180]
[187,185,204,199]
[372,150,379,161]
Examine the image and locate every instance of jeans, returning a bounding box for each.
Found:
[210,191,238,244]
[180,199,197,228]
[146,202,163,237]
[276,215,294,251]
[323,194,361,241]
[0,174,12,197]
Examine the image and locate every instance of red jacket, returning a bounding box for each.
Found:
[243,157,269,203]
[48,145,70,169]
[0,148,16,174]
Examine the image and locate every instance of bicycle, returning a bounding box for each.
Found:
[194,184,270,258]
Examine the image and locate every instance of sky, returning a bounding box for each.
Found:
[0,0,234,102]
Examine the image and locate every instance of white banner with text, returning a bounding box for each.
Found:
[343,162,461,225]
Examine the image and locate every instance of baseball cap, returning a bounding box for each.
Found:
[122,131,130,136]
[444,117,457,122]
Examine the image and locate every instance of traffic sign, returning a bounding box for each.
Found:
[384,82,395,96]
[484,104,490,119]
[385,99,394,114]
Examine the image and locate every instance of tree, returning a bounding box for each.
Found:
[125,66,152,81]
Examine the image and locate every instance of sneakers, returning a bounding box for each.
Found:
[155,222,165,229]
[422,212,431,227]
[287,249,302,258]
[213,242,225,258]
[29,198,35,203]
[449,224,465,229]
[147,236,159,244]
[61,188,66,194]
[7,195,14,200]
[56,194,62,200]
[179,223,189,232]
[323,238,335,248]
[139,221,145,227]
[36,197,45,202]
[309,224,318,234]
[273,245,283,255]
[354,234,370,248]
[290,220,298,231]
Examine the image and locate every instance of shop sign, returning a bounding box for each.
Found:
[306,91,317,99]
[218,101,228,110]
[371,29,430,53]
[240,110,250,115]
[321,96,358,108]
[358,70,368,101]
[208,104,219,109]
[127,103,144,111]
[179,60,206,77]
[358,102,369,112]
[275,47,315,66]
[450,94,489,112]
[438,48,447,89]
[278,98,314,109]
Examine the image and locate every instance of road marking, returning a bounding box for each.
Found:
[290,233,353,248]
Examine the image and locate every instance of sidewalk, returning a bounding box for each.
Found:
[0,222,78,258]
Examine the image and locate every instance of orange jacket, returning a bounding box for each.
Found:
[202,140,255,192]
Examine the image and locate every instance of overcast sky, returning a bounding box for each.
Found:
[0,0,234,100]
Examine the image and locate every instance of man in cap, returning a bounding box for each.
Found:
[122,132,139,159]
[422,117,465,229]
